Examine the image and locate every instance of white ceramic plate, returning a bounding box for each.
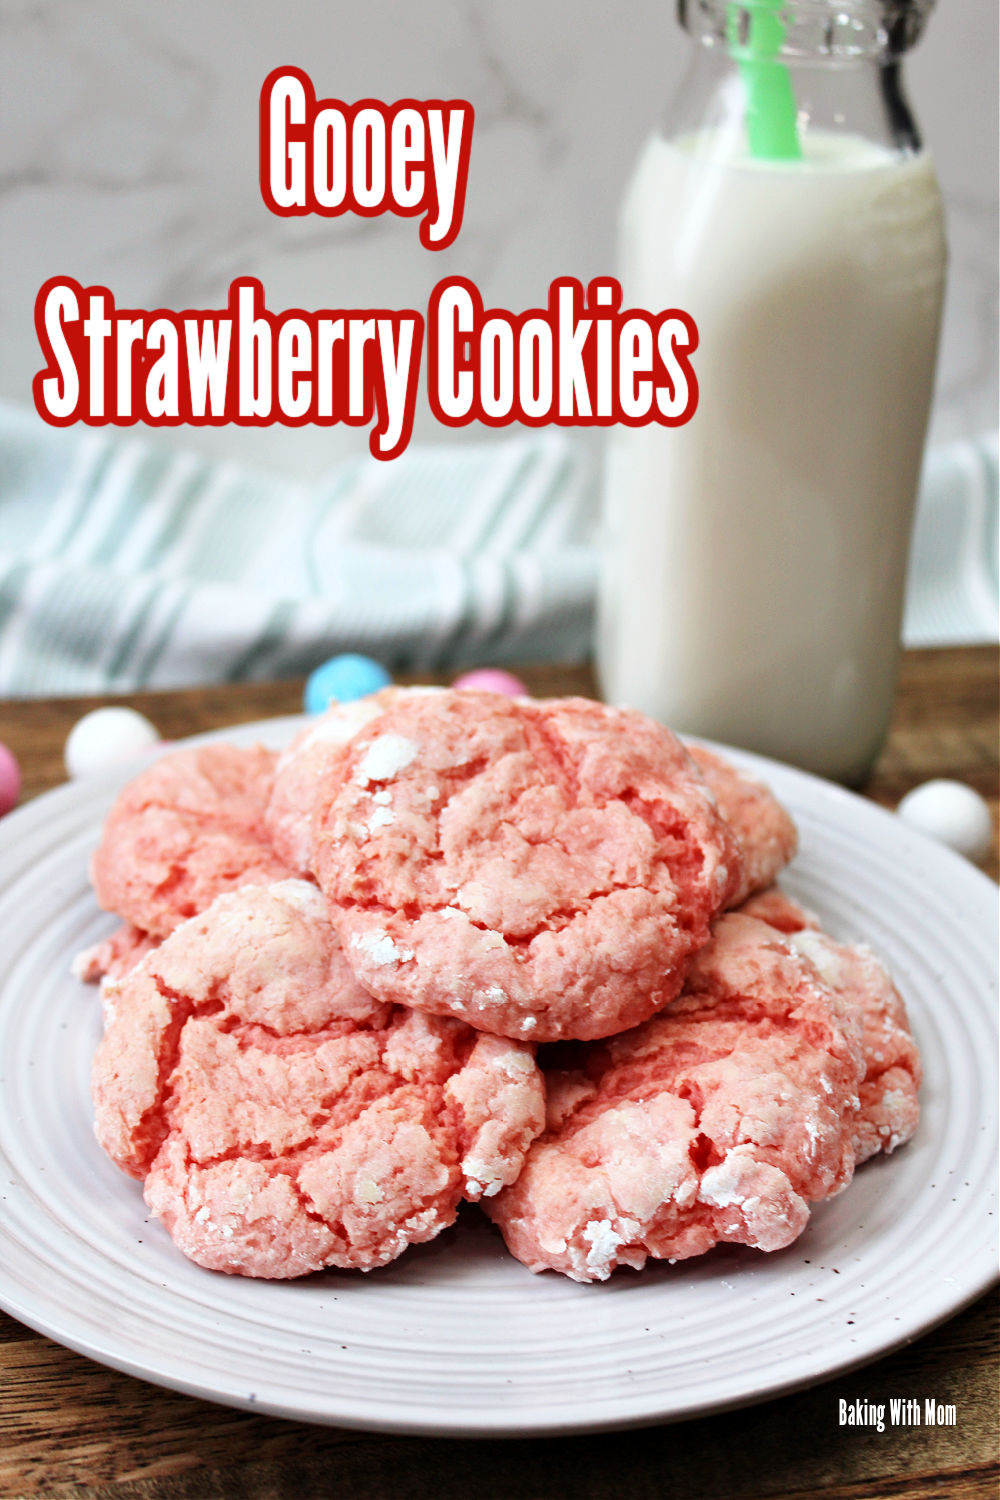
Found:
[0,720,996,1436]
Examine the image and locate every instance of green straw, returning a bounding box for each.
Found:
[727,1,802,161]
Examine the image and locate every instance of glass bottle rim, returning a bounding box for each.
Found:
[678,1,936,59]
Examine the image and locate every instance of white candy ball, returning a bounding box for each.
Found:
[897,779,993,866]
[65,707,160,779]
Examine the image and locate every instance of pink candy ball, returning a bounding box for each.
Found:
[0,742,21,817]
[452,669,528,697]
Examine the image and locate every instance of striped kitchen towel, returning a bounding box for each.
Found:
[0,403,598,696]
[903,432,999,648]
[0,401,995,697]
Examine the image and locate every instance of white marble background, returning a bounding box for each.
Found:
[0,0,995,483]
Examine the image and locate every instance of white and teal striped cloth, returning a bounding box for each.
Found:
[0,404,598,696]
[0,400,995,697]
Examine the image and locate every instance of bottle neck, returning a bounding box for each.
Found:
[678,1,935,60]
[668,3,931,159]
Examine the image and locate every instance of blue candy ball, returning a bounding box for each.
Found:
[304,654,392,714]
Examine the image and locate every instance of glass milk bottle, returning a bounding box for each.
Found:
[596,0,946,783]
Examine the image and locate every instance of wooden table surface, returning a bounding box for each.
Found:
[0,647,997,1500]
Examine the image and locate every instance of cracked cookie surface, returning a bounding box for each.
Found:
[484,912,868,1281]
[686,745,798,909]
[91,880,544,1277]
[740,887,922,1163]
[265,688,439,873]
[91,744,293,938]
[74,921,159,983]
[312,692,744,1042]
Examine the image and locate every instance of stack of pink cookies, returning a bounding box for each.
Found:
[81,689,921,1282]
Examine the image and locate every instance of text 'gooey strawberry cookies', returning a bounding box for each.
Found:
[485,913,868,1281]
[92,880,545,1278]
[312,692,745,1042]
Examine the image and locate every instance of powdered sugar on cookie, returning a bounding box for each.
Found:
[685,745,798,908]
[91,744,293,938]
[314,692,745,1042]
[82,690,919,1287]
[485,913,868,1281]
[265,688,443,872]
[91,880,544,1278]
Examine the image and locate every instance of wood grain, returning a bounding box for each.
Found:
[0,648,996,1500]
[1,1290,997,1499]
[1,649,995,875]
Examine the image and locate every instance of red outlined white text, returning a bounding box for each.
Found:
[428,277,698,429]
[33,276,697,459]
[33,71,699,457]
[259,68,473,250]
[32,277,424,460]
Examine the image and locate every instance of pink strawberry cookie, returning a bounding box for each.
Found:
[790,929,921,1163]
[265,688,441,873]
[485,911,867,1281]
[686,744,798,908]
[92,880,544,1278]
[313,691,743,1043]
[737,886,818,934]
[741,888,921,1163]
[91,743,294,938]
[73,922,159,984]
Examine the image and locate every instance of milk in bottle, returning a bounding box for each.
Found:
[597,0,946,783]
